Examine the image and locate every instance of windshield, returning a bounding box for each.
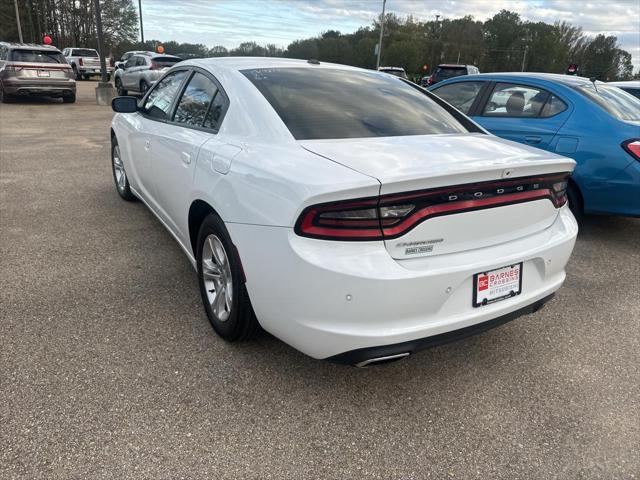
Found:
[242,68,468,140]
[152,56,181,66]
[72,49,99,57]
[576,84,640,121]
[435,67,466,80]
[10,49,66,64]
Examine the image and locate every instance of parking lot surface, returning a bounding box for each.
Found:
[1,82,639,479]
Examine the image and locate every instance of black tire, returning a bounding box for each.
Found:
[140,80,149,96]
[115,77,127,96]
[73,65,81,80]
[62,93,76,103]
[197,214,260,342]
[83,74,90,80]
[111,139,136,201]
[0,83,13,103]
[567,180,583,221]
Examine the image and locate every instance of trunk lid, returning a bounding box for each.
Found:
[301,133,574,259]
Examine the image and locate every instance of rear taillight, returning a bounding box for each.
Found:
[295,173,571,241]
[623,139,640,161]
[78,57,84,66]
[4,65,22,72]
[427,75,434,86]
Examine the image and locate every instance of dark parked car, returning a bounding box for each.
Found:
[425,64,480,86]
[0,42,76,103]
[378,66,408,79]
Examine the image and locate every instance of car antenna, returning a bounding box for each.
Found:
[589,77,598,92]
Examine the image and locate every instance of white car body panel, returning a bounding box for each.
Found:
[110,57,577,361]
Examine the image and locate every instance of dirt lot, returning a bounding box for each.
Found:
[1,81,639,479]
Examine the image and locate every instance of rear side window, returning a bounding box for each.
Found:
[242,67,468,140]
[9,49,66,64]
[173,72,218,127]
[540,95,568,117]
[0,46,7,61]
[576,84,640,121]
[432,81,484,114]
[72,49,98,57]
[142,70,188,120]
[135,56,147,67]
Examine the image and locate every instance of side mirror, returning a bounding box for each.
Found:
[117,63,125,70]
[112,96,138,113]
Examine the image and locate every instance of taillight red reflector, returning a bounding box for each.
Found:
[295,173,571,241]
[623,139,640,161]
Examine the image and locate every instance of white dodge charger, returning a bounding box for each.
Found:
[110,57,578,366]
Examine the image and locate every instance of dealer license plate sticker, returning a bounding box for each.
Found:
[473,263,523,308]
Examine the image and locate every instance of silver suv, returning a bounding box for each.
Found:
[0,42,76,103]
[114,52,182,96]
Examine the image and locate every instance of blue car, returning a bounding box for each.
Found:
[428,73,640,217]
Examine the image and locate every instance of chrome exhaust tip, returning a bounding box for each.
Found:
[355,352,410,368]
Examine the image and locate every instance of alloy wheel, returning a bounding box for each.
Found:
[201,234,233,322]
[112,145,127,192]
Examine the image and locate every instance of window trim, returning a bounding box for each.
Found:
[139,66,230,134]
[478,81,568,119]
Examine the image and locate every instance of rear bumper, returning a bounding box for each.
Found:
[228,205,578,360]
[3,78,76,96]
[328,293,554,365]
[78,67,113,75]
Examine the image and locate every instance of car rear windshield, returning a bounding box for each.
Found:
[10,49,66,64]
[241,67,468,140]
[73,49,99,57]
[575,84,640,121]
[153,56,181,66]
[435,67,467,80]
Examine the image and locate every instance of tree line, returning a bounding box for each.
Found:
[0,0,635,80]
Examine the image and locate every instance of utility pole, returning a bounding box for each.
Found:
[13,0,23,43]
[93,0,115,104]
[521,45,528,72]
[138,0,144,43]
[375,0,386,69]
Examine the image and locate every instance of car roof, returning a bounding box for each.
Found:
[183,56,364,73]
[436,71,600,87]
[379,66,405,71]
[0,42,61,51]
[609,80,640,88]
[438,64,475,68]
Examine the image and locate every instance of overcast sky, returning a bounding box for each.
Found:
[141,0,640,70]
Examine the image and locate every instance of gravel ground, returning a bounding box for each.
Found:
[1,81,639,479]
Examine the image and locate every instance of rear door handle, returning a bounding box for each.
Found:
[144,139,150,150]
[181,152,191,165]
[525,136,542,144]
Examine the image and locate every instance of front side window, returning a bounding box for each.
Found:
[576,84,640,121]
[432,81,484,114]
[242,67,468,140]
[142,70,188,120]
[484,83,553,117]
[135,56,147,67]
[173,72,218,127]
[124,57,137,69]
[9,49,66,64]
